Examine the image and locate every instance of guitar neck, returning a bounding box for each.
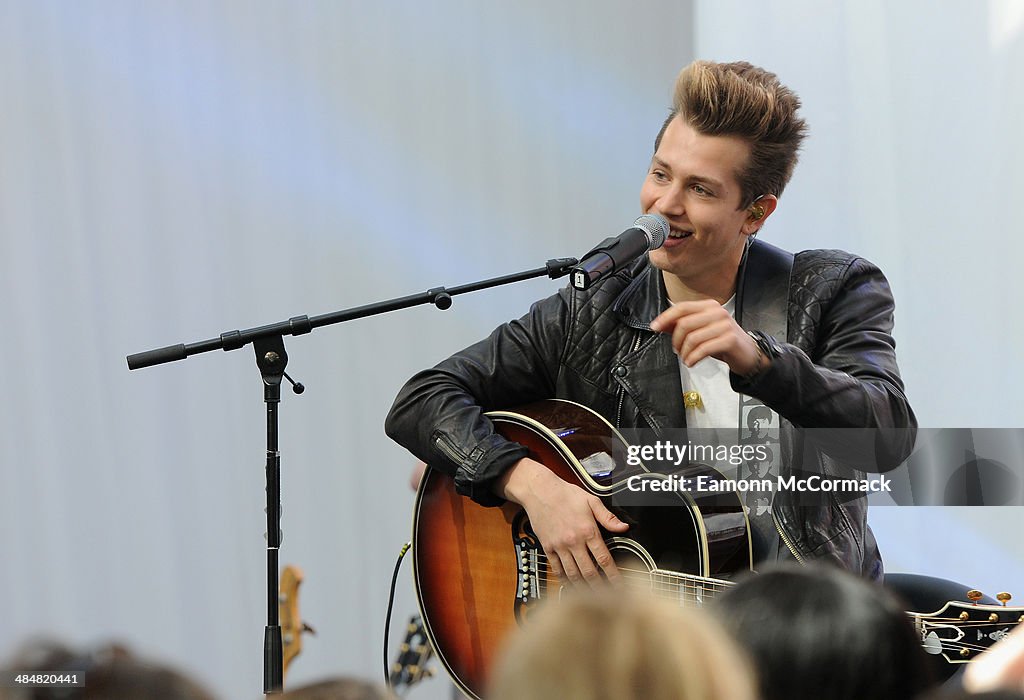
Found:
[909,601,1022,664]
[645,567,1023,670]
[633,569,735,607]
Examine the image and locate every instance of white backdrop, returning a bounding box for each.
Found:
[1,1,1021,698]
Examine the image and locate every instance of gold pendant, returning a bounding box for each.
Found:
[683,391,704,410]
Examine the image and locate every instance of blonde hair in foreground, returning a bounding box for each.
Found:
[487,590,757,700]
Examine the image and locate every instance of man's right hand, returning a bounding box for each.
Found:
[495,457,628,587]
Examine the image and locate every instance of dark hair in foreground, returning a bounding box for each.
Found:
[712,563,937,700]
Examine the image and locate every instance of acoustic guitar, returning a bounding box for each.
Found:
[412,399,1021,698]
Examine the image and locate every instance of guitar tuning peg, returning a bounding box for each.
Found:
[967,590,984,605]
[997,592,1013,607]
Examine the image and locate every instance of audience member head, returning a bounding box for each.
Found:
[925,691,1024,700]
[488,589,756,700]
[0,638,215,700]
[713,563,936,700]
[278,677,395,700]
[962,621,1024,696]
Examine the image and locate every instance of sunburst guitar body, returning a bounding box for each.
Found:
[412,399,751,699]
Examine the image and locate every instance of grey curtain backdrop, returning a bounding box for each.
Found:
[1,1,1021,698]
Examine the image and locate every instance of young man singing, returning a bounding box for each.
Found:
[386,60,915,584]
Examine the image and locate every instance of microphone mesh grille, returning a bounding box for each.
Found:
[633,213,669,250]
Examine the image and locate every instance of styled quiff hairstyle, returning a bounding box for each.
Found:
[655,60,808,209]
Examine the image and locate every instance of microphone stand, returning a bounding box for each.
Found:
[126,257,578,695]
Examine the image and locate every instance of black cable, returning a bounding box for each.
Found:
[383,541,412,691]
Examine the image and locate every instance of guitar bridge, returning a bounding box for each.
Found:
[512,512,543,622]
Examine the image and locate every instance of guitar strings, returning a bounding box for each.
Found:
[530,552,733,587]
[528,556,1022,639]
[531,571,733,602]
[918,618,1023,631]
[933,639,1018,656]
[533,577,726,602]
[531,562,1024,630]
[529,559,733,597]
[534,574,732,594]
[533,568,729,590]
[531,555,1024,621]
[533,578,724,598]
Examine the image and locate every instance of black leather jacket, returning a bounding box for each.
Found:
[385,240,916,579]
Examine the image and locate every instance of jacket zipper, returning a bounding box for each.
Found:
[433,432,465,464]
[772,511,806,562]
[615,332,644,427]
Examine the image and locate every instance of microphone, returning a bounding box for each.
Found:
[570,214,669,290]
